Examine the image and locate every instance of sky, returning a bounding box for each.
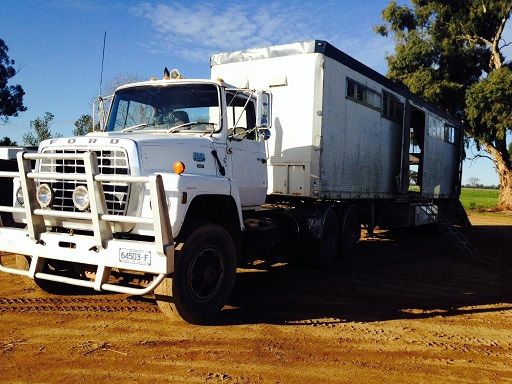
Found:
[1,0,508,185]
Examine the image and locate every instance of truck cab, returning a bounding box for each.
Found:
[13,78,271,235]
[0,75,272,324]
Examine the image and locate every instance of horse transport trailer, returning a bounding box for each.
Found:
[211,40,464,232]
[0,40,467,323]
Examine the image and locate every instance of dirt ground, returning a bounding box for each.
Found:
[1,212,511,383]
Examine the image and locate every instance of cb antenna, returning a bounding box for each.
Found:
[98,31,107,97]
[94,31,107,131]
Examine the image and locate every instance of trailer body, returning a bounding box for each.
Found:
[211,40,462,202]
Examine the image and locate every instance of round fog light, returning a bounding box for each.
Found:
[16,187,24,206]
[72,186,90,211]
[36,184,54,208]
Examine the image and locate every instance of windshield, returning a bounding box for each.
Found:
[105,84,220,133]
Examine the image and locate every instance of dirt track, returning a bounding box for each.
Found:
[1,212,511,383]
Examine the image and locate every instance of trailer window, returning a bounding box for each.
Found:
[428,115,457,144]
[346,78,381,111]
[445,124,456,144]
[382,90,404,123]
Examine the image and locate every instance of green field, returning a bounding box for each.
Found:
[459,188,499,210]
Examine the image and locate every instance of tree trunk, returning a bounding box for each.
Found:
[485,142,512,210]
[497,170,512,210]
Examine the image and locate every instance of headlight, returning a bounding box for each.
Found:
[72,186,90,211]
[36,184,54,208]
[16,187,24,206]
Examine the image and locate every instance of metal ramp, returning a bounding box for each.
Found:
[421,203,475,257]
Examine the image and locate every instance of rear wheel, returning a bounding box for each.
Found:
[314,207,340,267]
[340,205,361,259]
[154,223,236,324]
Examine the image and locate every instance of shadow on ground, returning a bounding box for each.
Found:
[213,224,512,325]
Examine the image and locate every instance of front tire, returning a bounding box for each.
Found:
[154,223,236,324]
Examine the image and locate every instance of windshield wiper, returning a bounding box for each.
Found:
[167,122,216,133]
[121,123,149,132]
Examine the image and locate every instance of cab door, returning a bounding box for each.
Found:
[226,92,267,208]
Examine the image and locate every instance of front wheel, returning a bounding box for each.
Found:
[154,223,237,324]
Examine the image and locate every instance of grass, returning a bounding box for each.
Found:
[459,188,499,210]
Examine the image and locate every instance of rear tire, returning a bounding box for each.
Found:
[314,207,340,267]
[154,223,236,324]
[340,205,361,259]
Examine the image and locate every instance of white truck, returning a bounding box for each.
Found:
[0,41,464,324]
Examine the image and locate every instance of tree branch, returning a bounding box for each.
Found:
[458,5,511,70]
[490,4,512,69]
[467,153,495,162]
[499,40,512,50]
[460,33,492,48]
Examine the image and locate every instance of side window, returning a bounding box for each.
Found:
[113,99,153,130]
[226,93,256,140]
[346,78,381,111]
[382,90,404,123]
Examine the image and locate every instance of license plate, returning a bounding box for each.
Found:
[119,249,151,266]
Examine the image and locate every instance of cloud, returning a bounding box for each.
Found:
[130,1,328,62]
[130,1,392,74]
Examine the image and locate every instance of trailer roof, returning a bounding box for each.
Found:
[211,40,460,127]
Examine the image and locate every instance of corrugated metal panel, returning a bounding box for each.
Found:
[422,113,459,198]
[319,57,402,199]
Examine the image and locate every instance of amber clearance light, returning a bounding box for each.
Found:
[173,161,185,175]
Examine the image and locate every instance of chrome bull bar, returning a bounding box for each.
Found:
[0,151,174,295]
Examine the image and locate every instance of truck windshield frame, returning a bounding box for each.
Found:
[106,83,222,134]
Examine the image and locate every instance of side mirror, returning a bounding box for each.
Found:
[256,91,272,129]
[258,128,271,141]
[92,95,113,131]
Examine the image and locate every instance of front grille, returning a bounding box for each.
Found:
[39,148,130,215]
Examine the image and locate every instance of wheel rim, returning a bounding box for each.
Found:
[187,246,225,302]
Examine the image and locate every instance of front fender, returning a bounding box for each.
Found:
[136,173,243,237]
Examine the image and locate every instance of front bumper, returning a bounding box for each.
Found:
[0,151,174,295]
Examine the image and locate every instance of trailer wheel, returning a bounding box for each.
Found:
[154,223,236,324]
[340,206,361,259]
[314,207,340,267]
[15,255,82,294]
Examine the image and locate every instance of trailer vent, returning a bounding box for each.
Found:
[39,148,130,215]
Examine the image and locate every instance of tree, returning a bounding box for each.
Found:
[0,136,17,146]
[22,112,62,146]
[409,170,418,185]
[73,114,93,136]
[102,73,143,96]
[90,73,142,130]
[377,1,512,209]
[0,39,26,123]
[467,177,481,188]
